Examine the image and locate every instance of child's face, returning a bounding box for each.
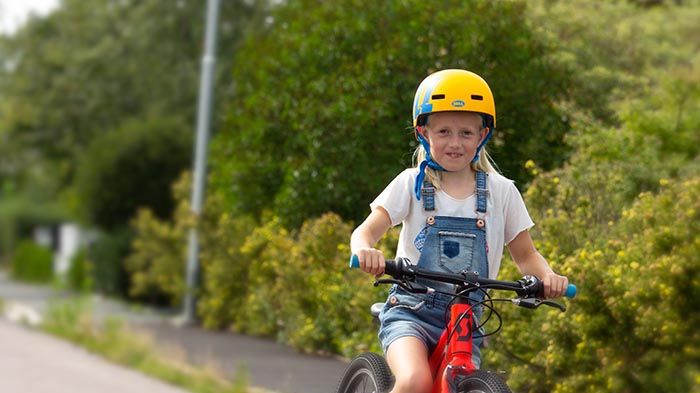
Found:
[420,111,488,173]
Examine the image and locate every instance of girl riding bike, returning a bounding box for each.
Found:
[350,69,569,393]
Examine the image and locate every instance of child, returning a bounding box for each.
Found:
[350,69,569,393]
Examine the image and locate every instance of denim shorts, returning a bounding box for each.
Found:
[377,285,483,369]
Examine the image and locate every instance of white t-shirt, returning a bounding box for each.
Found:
[370,168,534,279]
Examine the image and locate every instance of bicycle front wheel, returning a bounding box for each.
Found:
[458,370,512,393]
[336,352,394,393]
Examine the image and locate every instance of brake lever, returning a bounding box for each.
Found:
[512,297,566,312]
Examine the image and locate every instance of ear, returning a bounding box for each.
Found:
[415,126,428,140]
[479,127,490,143]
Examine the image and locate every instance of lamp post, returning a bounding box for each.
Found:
[182,0,221,325]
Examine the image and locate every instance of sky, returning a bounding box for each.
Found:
[0,0,59,35]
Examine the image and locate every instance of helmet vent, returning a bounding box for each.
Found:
[471,95,484,101]
[431,94,445,100]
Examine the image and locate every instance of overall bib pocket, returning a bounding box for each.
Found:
[438,231,476,273]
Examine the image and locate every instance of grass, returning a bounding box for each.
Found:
[40,297,257,393]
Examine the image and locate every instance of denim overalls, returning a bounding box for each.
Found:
[378,171,489,369]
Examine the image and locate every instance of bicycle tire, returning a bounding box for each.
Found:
[458,370,512,393]
[336,352,394,393]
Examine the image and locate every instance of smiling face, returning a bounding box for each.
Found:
[420,111,488,174]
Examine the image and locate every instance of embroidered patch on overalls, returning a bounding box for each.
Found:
[414,226,428,252]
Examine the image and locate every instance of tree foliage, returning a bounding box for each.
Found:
[212,0,572,227]
[75,115,192,230]
[480,3,700,390]
[527,0,700,125]
[0,0,266,175]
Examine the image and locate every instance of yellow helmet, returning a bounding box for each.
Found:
[412,69,496,129]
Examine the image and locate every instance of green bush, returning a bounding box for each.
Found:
[480,58,700,393]
[126,171,395,356]
[124,171,258,312]
[524,64,700,261]
[124,171,197,306]
[125,207,187,306]
[486,175,700,393]
[0,197,67,264]
[67,249,92,292]
[11,240,53,283]
[89,229,133,296]
[197,189,256,330]
[66,249,94,292]
[215,212,398,357]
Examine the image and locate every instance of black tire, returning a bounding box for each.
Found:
[458,370,512,393]
[336,352,394,393]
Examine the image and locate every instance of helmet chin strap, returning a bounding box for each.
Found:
[471,128,492,163]
[414,131,447,200]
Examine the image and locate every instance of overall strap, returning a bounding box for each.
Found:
[422,172,487,213]
[421,180,436,211]
[476,171,488,214]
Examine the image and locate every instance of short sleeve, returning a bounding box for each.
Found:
[503,181,535,244]
[370,169,414,227]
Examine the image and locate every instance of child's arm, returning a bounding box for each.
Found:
[507,230,568,299]
[351,207,393,276]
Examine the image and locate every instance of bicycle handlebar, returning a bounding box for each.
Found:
[349,254,577,299]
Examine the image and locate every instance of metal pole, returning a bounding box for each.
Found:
[182,0,221,325]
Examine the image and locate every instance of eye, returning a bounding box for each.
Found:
[438,128,450,136]
[459,130,474,138]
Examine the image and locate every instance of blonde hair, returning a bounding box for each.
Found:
[412,132,498,190]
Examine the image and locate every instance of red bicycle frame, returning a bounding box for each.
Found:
[429,301,478,393]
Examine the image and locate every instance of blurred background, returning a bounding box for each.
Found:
[0,0,698,392]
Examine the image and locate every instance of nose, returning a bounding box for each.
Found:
[447,134,461,147]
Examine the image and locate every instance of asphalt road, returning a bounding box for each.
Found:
[0,319,190,393]
[0,272,353,393]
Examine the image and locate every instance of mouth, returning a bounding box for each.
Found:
[445,152,463,159]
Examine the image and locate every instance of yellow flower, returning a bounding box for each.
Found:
[525,160,536,169]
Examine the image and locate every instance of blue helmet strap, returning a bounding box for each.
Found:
[472,116,493,163]
[472,130,492,163]
[415,132,447,200]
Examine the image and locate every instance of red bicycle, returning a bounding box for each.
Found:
[336,256,576,393]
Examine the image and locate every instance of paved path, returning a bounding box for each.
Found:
[0,272,350,393]
[0,319,190,393]
[137,323,349,393]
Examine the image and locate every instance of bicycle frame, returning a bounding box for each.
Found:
[429,295,478,393]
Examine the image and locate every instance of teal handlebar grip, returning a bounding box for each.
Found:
[349,254,360,268]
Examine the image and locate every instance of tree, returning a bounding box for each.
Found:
[75,115,192,230]
[212,0,572,227]
[0,0,269,186]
